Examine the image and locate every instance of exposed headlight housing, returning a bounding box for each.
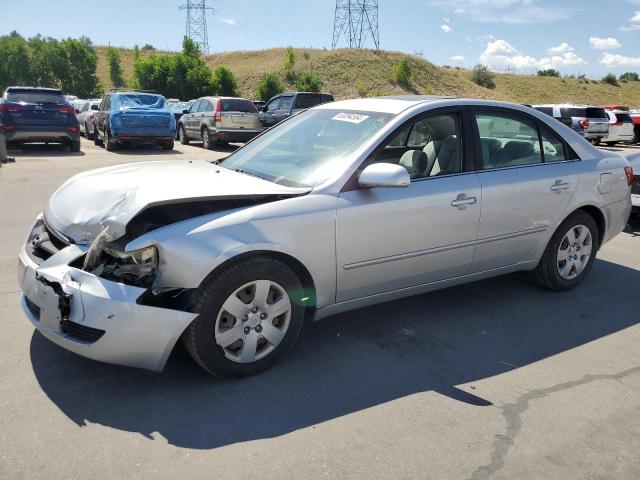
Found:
[96,245,159,288]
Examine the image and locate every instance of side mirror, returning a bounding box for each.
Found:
[91,104,99,111]
[74,109,80,114]
[358,163,410,189]
[262,106,268,112]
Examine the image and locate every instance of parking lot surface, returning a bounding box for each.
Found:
[1,139,639,480]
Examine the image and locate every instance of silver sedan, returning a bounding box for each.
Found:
[18,96,632,376]
[76,99,101,140]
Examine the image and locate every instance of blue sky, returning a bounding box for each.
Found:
[2,0,640,76]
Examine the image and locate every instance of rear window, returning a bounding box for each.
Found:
[115,94,166,109]
[586,108,608,119]
[616,113,633,123]
[220,99,257,113]
[6,89,65,104]
[294,94,325,109]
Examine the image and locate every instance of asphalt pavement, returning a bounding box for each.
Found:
[0,138,639,480]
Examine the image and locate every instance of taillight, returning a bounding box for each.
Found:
[579,119,589,129]
[214,99,222,124]
[58,106,75,114]
[0,104,21,112]
[88,114,94,120]
[625,166,634,186]
[67,126,78,133]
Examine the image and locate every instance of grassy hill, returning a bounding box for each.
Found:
[95,46,640,106]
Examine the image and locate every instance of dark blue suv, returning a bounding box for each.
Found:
[0,87,81,151]
[93,91,176,151]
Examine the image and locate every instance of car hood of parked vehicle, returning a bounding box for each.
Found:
[44,160,310,245]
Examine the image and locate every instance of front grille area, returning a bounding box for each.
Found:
[61,320,105,344]
[24,296,41,320]
[26,218,70,265]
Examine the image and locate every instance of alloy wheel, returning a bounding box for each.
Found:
[557,224,592,280]
[214,280,292,363]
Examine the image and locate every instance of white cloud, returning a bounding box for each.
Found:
[547,43,573,55]
[218,17,237,26]
[589,36,622,50]
[429,0,572,24]
[451,55,466,61]
[600,52,640,68]
[620,10,640,30]
[480,39,586,70]
[441,17,452,33]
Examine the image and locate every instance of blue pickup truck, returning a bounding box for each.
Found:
[93,91,176,151]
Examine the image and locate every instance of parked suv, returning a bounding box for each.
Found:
[0,86,81,151]
[532,104,609,144]
[600,109,634,146]
[261,92,334,127]
[94,91,176,151]
[178,97,262,149]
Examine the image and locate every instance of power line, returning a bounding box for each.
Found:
[332,0,380,50]
[180,0,214,54]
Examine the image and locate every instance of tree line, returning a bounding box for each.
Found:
[0,31,101,97]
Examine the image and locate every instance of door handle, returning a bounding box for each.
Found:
[550,180,570,193]
[451,194,477,210]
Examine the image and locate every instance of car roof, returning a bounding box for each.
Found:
[532,103,602,108]
[5,86,63,92]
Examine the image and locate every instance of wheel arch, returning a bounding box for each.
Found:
[565,204,606,248]
[198,250,318,317]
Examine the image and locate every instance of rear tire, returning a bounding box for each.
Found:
[162,140,174,151]
[70,140,81,152]
[104,129,117,152]
[182,257,306,377]
[178,125,189,145]
[531,211,599,291]
[202,128,215,150]
[93,127,103,146]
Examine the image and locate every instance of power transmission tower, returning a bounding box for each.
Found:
[332,0,380,50]
[180,0,214,54]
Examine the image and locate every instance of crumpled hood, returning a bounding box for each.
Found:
[45,160,308,244]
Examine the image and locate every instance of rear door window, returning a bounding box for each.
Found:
[266,97,280,112]
[294,94,322,109]
[539,126,567,163]
[6,89,65,104]
[475,112,543,169]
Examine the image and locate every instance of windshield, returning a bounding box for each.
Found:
[220,109,395,188]
[115,94,166,110]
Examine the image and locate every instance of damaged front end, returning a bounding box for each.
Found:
[81,227,159,289]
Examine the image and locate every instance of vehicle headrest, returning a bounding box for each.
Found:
[399,150,429,176]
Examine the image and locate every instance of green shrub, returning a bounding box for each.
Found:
[602,73,619,86]
[295,72,323,92]
[391,58,413,85]
[355,79,368,97]
[106,47,125,88]
[537,69,560,77]
[256,73,284,101]
[619,72,639,82]
[212,65,238,96]
[284,46,296,81]
[471,64,496,89]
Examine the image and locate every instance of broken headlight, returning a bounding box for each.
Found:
[95,245,159,288]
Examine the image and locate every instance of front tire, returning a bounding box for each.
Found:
[86,123,94,140]
[532,211,599,291]
[182,257,306,377]
[93,127,103,146]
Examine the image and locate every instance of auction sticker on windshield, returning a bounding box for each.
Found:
[331,112,370,124]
